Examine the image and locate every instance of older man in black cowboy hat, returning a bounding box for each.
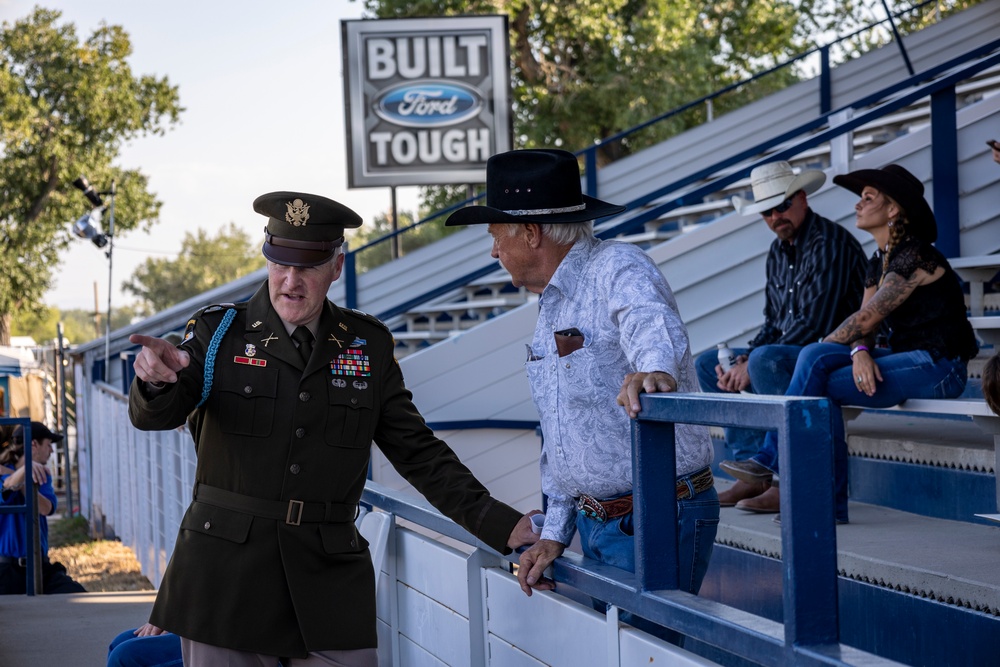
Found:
[128,191,541,667]
[446,149,719,606]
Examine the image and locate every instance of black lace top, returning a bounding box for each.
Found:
[864,236,979,361]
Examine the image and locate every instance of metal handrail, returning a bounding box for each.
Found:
[360,391,896,665]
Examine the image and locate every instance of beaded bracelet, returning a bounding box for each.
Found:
[850,345,870,358]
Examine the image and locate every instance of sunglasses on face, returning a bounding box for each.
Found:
[761,195,796,218]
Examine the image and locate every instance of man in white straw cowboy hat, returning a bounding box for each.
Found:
[696,160,866,507]
[447,149,720,615]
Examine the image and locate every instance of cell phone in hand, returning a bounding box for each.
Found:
[988,139,999,150]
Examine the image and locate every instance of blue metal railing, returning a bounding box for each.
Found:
[361,391,898,665]
[0,417,40,595]
[340,4,996,319]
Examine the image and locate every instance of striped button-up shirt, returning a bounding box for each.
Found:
[748,209,866,348]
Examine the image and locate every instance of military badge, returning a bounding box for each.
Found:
[352,380,368,390]
[245,344,257,357]
[234,356,267,367]
[332,378,347,388]
[261,333,279,347]
[285,198,310,226]
[350,337,367,347]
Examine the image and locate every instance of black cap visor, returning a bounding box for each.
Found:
[263,232,344,268]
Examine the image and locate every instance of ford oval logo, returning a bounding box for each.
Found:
[373,80,483,128]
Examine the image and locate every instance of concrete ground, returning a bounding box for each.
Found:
[0,590,155,665]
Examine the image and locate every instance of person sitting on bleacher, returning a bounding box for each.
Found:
[0,422,86,594]
[697,160,866,509]
[720,164,980,523]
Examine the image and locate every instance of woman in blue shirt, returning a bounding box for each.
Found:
[0,421,85,594]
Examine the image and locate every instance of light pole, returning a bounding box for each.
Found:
[71,176,116,382]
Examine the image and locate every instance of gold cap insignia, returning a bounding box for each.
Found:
[285,199,310,226]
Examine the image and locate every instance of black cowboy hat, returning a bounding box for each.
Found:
[446,149,626,226]
[833,164,937,243]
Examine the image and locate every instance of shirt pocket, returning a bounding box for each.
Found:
[326,381,374,447]
[214,367,279,436]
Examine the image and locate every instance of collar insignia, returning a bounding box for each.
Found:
[261,333,279,347]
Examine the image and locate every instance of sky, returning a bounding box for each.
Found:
[0,0,422,312]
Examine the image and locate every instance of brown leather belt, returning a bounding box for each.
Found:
[194,484,358,526]
[576,467,715,522]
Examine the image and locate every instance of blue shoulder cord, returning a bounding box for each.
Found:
[196,308,237,408]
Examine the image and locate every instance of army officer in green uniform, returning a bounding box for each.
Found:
[128,191,540,667]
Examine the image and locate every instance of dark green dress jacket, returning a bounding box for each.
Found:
[128,282,521,657]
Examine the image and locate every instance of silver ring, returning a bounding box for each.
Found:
[856,376,863,383]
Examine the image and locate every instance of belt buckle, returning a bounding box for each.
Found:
[286,499,304,526]
[576,495,607,522]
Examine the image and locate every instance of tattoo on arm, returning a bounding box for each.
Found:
[825,272,921,344]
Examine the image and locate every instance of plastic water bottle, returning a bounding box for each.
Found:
[717,343,737,372]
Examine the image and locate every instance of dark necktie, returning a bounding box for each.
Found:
[291,326,314,365]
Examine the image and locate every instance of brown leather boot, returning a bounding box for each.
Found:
[734,486,781,514]
[718,479,771,507]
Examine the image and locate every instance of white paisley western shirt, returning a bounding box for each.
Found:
[525,236,713,546]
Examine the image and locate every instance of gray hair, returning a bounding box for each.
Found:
[496,221,594,245]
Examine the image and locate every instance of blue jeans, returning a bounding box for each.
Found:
[696,346,800,460]
[108,629,183,667]
[751,343,968,521]
[575,484,720,595]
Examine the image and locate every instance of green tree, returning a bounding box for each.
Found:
[0,7,183,344]
[10,304,137,345]
[123,223,265,316]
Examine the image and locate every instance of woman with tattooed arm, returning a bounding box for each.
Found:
[719,164,979,523]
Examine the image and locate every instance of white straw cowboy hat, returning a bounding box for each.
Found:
[731,161,827,215]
